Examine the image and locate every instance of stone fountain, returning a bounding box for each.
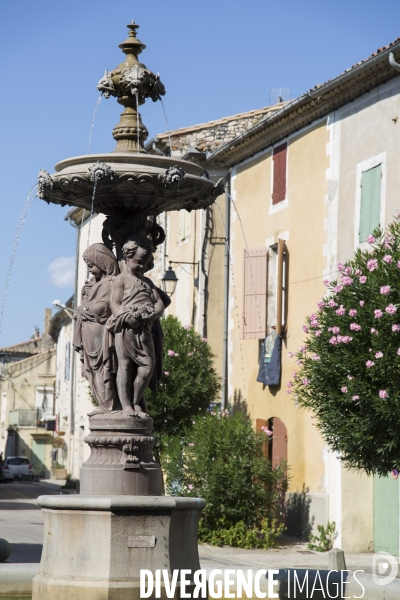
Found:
[32,21,223,600]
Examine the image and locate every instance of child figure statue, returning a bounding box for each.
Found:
[106,235,166,418]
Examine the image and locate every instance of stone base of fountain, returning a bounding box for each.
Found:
[32,495,205,600]
[80,413,163,496]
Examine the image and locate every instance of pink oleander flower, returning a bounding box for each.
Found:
[367,259,378,272]
[371,328,378,335]
[380,285,391,295]
[288,351,294,357]
[355,269,362,276]
[328,299,337,308]
[184,324,191,329]
[349,309,357,317]
[338,335,352,343]
[386,304,397,315]
[360,300,365,306]
[302,378,310,386]
[188,352,193,356]
[336,305,346,316]
[188,484,193,490]
[397,260,400,268]
[315,330,322,337]
[188,443,195,447]
[300,346,307,354]
[352,395,359,401]
[296,359,304,365]
[261,426,273,436]
[367,234,376,244]
[343,266,352,275]
[210,411,216,416]
[393,325,400,332]
[201,337,208,342]
[164,371,170,376]
[397,348,400,355]
[329,336,338,345]
[337,262,345,271]
[341,276,353,286]
[347,375,354,380]
[286,388,292,394]
[287,381,293,387]
[292,372,298,379]
[334,285,344,293]
[332,326,340,334]
[323,279,330,286]
[310,313,318,320]
[375,351,383,358]
[311,354,320,361]
[350,323,362,331]
[359,276,367,283]
[302,325,309,333]
[383,255,393,264]
[310,320,319,327]
[374,309,383,318]
[341,387,347,393]
[366,360,375,368]
[379,390,388,399]
[317,301,325,309]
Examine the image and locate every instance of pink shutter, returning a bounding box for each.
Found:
[243,248,268,340]
[272,143,287,205]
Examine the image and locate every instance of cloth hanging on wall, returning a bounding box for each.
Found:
[257,331,282,387]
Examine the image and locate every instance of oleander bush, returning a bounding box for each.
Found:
[161,410,288,548]
[145,315,221,437]
[289,218,400,475]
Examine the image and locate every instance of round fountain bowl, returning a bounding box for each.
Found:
[40,153,223,215]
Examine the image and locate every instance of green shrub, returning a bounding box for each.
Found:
[146,316,221,436]
[161,410,288,548]
[290,218,400,475]
[308,522,337,552]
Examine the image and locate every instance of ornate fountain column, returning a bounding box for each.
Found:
[32,21,223,600]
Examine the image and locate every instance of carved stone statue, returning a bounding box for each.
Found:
[106,235,167,418]
[73,243,120,414]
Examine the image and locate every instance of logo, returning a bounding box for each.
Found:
[372,552,399,585]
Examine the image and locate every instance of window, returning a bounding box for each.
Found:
[359,164,382,243]
[179,209,190,243]
[272,143,287,205]
[242,248,268,340]
[267,240,288,335]
[35,386,54,420]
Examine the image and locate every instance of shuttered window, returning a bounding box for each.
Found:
[272,142,287,205]
[359,164,382,243]
[243,248,267,340]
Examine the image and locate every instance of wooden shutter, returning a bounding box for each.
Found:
[256,419,269,458]
[270,417,288,469]
[272,143,287,205]
[243,248,267,340]
[359,164,382,242]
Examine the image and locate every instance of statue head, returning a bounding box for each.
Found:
[83,243,119,280]
[122,235,155,275]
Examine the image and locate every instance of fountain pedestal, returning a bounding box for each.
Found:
[32,495,205,600]
[81,413,163,496]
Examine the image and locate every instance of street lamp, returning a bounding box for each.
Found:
[160,263,178,297]
[52,299,74,318]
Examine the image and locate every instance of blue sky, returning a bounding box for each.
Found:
[0,0,399,346]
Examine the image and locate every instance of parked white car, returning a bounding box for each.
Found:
[2,457,34,480]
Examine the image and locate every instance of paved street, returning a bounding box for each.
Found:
[0,479,65,563]
[0,480,376,574]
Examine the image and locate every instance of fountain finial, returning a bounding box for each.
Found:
[97,21,165,153]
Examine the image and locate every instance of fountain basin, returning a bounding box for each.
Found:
[39,153,223,215]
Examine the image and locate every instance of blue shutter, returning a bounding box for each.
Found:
[359,164,382,242]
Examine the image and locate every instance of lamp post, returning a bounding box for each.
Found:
[161,261,199,297]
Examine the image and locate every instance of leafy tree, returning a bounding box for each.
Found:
[290,218,400,475]
[161,410,288,548]
[145,316,221,436]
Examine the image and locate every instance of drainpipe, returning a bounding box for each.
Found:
[221,173,231,410]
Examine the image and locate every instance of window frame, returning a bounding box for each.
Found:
[354,153,386,251]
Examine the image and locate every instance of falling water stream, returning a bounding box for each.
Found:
[135,91,140,152]
[86,177,99,249]
[87,95,102,154]
[160,97,172,156]
[0,185,37,341]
